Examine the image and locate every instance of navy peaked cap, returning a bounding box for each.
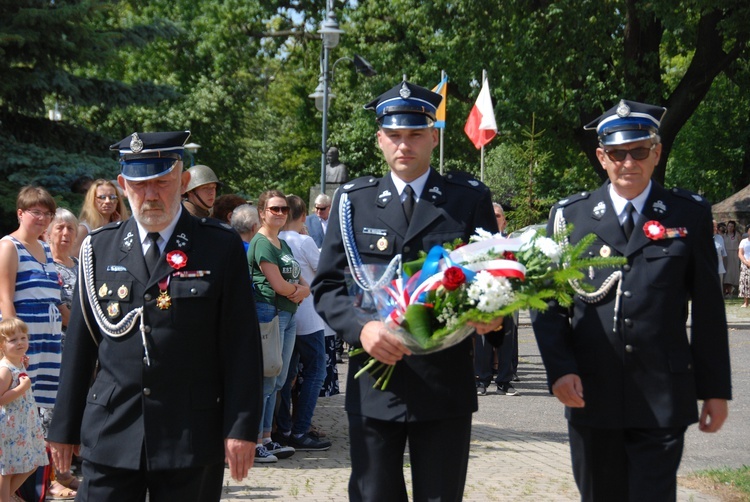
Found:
[364,80,442,129]
[111,131,191,181]
[584,100,666,146]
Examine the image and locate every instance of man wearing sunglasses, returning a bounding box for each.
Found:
[312,79,500,502]
[532,100,731,501]
[306,193,331,248]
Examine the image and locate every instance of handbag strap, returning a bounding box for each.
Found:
[249,238,279,315]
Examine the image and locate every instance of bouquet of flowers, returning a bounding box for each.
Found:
[350,226,626,389]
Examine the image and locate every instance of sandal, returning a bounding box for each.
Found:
[48,480,77,500]
[56,471,81,490]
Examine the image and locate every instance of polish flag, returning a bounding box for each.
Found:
[464,78,497,149]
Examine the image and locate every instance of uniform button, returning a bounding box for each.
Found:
[190,288,198,295]
[144,293,152,301]
[143,388,151,396]
[92,393,97,400]
[623,291,632,298]
[662,248,669,254]
[624,318,633,327]
[625,344,634,353]
[369,244,375,250]
[144,325,151,334]
[143,357,148,365]
[403,246,411,254]
[623,264,631,272]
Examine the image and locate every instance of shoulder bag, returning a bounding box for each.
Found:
[250,240,283,377]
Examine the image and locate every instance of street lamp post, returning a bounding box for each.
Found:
[311,7,344,197]
[185,142,201,167]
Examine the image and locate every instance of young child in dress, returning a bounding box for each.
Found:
[0,317,48,501]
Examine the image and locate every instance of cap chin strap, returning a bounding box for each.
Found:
[191,191,213,210]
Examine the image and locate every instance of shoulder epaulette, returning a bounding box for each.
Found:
[198,217,236,233]
[90,221,123,235]
[556,191,591,207]
[669,187,711,208]
[444,171,488,192]
[341,176,378,193]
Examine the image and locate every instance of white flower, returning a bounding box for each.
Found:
[536,237,562,262]
[466,271,514,313]
[518,228,538,246]
[470,228,504,242]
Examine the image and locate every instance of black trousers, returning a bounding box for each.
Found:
[348,414,472,502]
[474,312,518,386]
[568,422,687,502]
[77,460,225,502]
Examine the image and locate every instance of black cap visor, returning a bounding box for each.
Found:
[121,158,179,181]
[378,113,435,129]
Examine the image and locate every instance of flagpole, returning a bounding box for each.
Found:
[439,69,445,175]
[480,69,487,182]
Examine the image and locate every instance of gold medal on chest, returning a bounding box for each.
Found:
[99,283,109,298]
[107,302,120,318]
[599,245,611,258]
[156,291,172,310]
[376,236,388,251]
[117,285,129,299]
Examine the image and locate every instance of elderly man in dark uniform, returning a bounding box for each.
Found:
[47,131,263,501]
[312,79,501,502]
[531,100,732,501]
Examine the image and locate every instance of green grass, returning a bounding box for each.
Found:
[694,466,750,496]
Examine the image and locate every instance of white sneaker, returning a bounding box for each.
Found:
[255,444,278,463]
[265,440,295,459]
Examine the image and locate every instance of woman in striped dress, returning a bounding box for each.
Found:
[0,186,63,416]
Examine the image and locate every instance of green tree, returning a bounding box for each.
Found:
[0,0,181,229]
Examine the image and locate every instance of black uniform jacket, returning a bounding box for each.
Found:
[47,209,263,470]
[531,181,732,429]
[312,169,498,422]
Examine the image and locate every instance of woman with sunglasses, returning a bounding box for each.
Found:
[248,190,310,463]
[0,186,75,499]
[72,179,130,256]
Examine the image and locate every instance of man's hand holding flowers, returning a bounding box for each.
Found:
[468,317,504,335]
[360,320,412,366]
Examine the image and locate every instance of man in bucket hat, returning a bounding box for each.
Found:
[48,131,263,501]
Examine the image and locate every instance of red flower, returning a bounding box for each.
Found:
[442,266,466,291]
[18,373,28,379]
[643,220,666,240]
[503,251,516,261]
[166,250,188,269]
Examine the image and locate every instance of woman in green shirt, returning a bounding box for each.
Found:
[249,189,310,462]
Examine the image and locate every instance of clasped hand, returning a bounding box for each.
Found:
[360,321,411,365]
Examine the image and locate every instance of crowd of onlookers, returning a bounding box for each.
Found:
[0,171,343,499]
[714,219,750,307]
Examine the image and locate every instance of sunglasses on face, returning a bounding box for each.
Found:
[266,206,290,215]
[96,195,119,201]
[315,206,330,211]
[604,145,656,162]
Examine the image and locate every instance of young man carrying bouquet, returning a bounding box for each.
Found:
[312,79,501,502]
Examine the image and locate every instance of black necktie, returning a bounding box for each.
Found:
[623,202,635,240]
[145,232,161,274]
[403,185,415,223]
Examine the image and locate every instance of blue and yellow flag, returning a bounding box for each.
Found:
[431,74,448,129]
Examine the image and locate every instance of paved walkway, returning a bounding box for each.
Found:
[221,304,750,501]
